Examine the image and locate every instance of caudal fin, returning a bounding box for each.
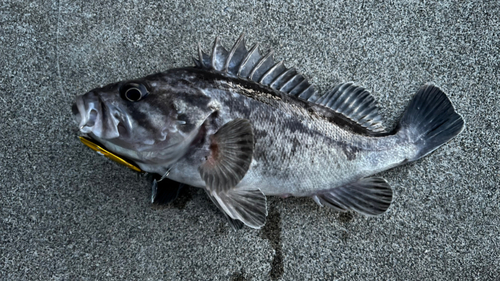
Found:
[399,84,464,161]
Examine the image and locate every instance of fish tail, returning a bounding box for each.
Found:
[398,84,464,161]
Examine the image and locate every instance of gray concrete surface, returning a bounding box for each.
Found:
[1,0,499,280]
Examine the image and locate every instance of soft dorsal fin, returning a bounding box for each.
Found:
[194,33,319,101]
[316,83,386,133]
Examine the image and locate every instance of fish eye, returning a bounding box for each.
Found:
[125,87,142,101]
[120,83,148,102]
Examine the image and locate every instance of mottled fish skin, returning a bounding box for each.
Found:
[159,68,410,197]
[74,72,217,173]
[73,35,464,228]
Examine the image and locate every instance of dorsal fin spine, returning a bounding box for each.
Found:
[195,35,388,134]
[281,74,304,93]
[193,57,201,67]
[197,35,317,96]
[289,78,308,96]
[279,73,300,91]
[249,50,274,81]
[237,43,259,77]
[259,60,284,84]
[298,85,315,99]
[270,68,295,89]
[306,90,320,102]
[211,37,220,70]
[224,33,245,73]
[198,42,205,68]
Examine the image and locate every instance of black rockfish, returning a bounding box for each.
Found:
[73,34,464,229]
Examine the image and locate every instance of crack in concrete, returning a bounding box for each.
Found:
[260,204,284,280]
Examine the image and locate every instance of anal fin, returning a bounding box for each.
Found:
[313,177,393,216]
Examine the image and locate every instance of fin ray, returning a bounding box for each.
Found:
[198,42,212,69]
[315,177,393,216]
[259,60,285,85]
[205,190,244,230]
[249,50,274,82]
[212,189,267,229]
[195,34,318,97]
[211,37,229,71]
[398,84,465,160]
[225,33,247,74]
[318,83,386,133]
[270,68,297,90]
[238,44,261,78]
[194,35,388,134]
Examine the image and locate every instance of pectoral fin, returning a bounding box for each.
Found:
[313,177,393,216]
[199,119,267,228]
[199,119,254,193]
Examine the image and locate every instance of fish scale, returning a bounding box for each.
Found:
[186,77,405,196]
[73,34,464,229]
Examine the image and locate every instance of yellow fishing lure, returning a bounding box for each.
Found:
[78,136,142,172]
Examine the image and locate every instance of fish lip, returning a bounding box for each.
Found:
[73,95,98,133]
[72,103,80,124]
[73,93,123,139]
[74,95,92,130]
[80,109,97,133]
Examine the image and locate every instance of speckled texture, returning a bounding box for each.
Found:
[1,0,498,280]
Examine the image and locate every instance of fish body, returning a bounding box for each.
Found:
[148,68,406,196]
[73,34,464,229]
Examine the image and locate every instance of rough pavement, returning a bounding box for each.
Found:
[1,0,499,280]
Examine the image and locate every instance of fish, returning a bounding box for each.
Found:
[72,34,465,229]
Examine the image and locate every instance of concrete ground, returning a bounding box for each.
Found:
[1,0,499,280]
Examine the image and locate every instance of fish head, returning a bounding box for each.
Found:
[72,73,216,167]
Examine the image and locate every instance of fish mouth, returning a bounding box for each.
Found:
[73,93,125,139]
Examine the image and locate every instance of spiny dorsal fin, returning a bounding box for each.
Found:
[316,83,386,133]
[194,33,318,99]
